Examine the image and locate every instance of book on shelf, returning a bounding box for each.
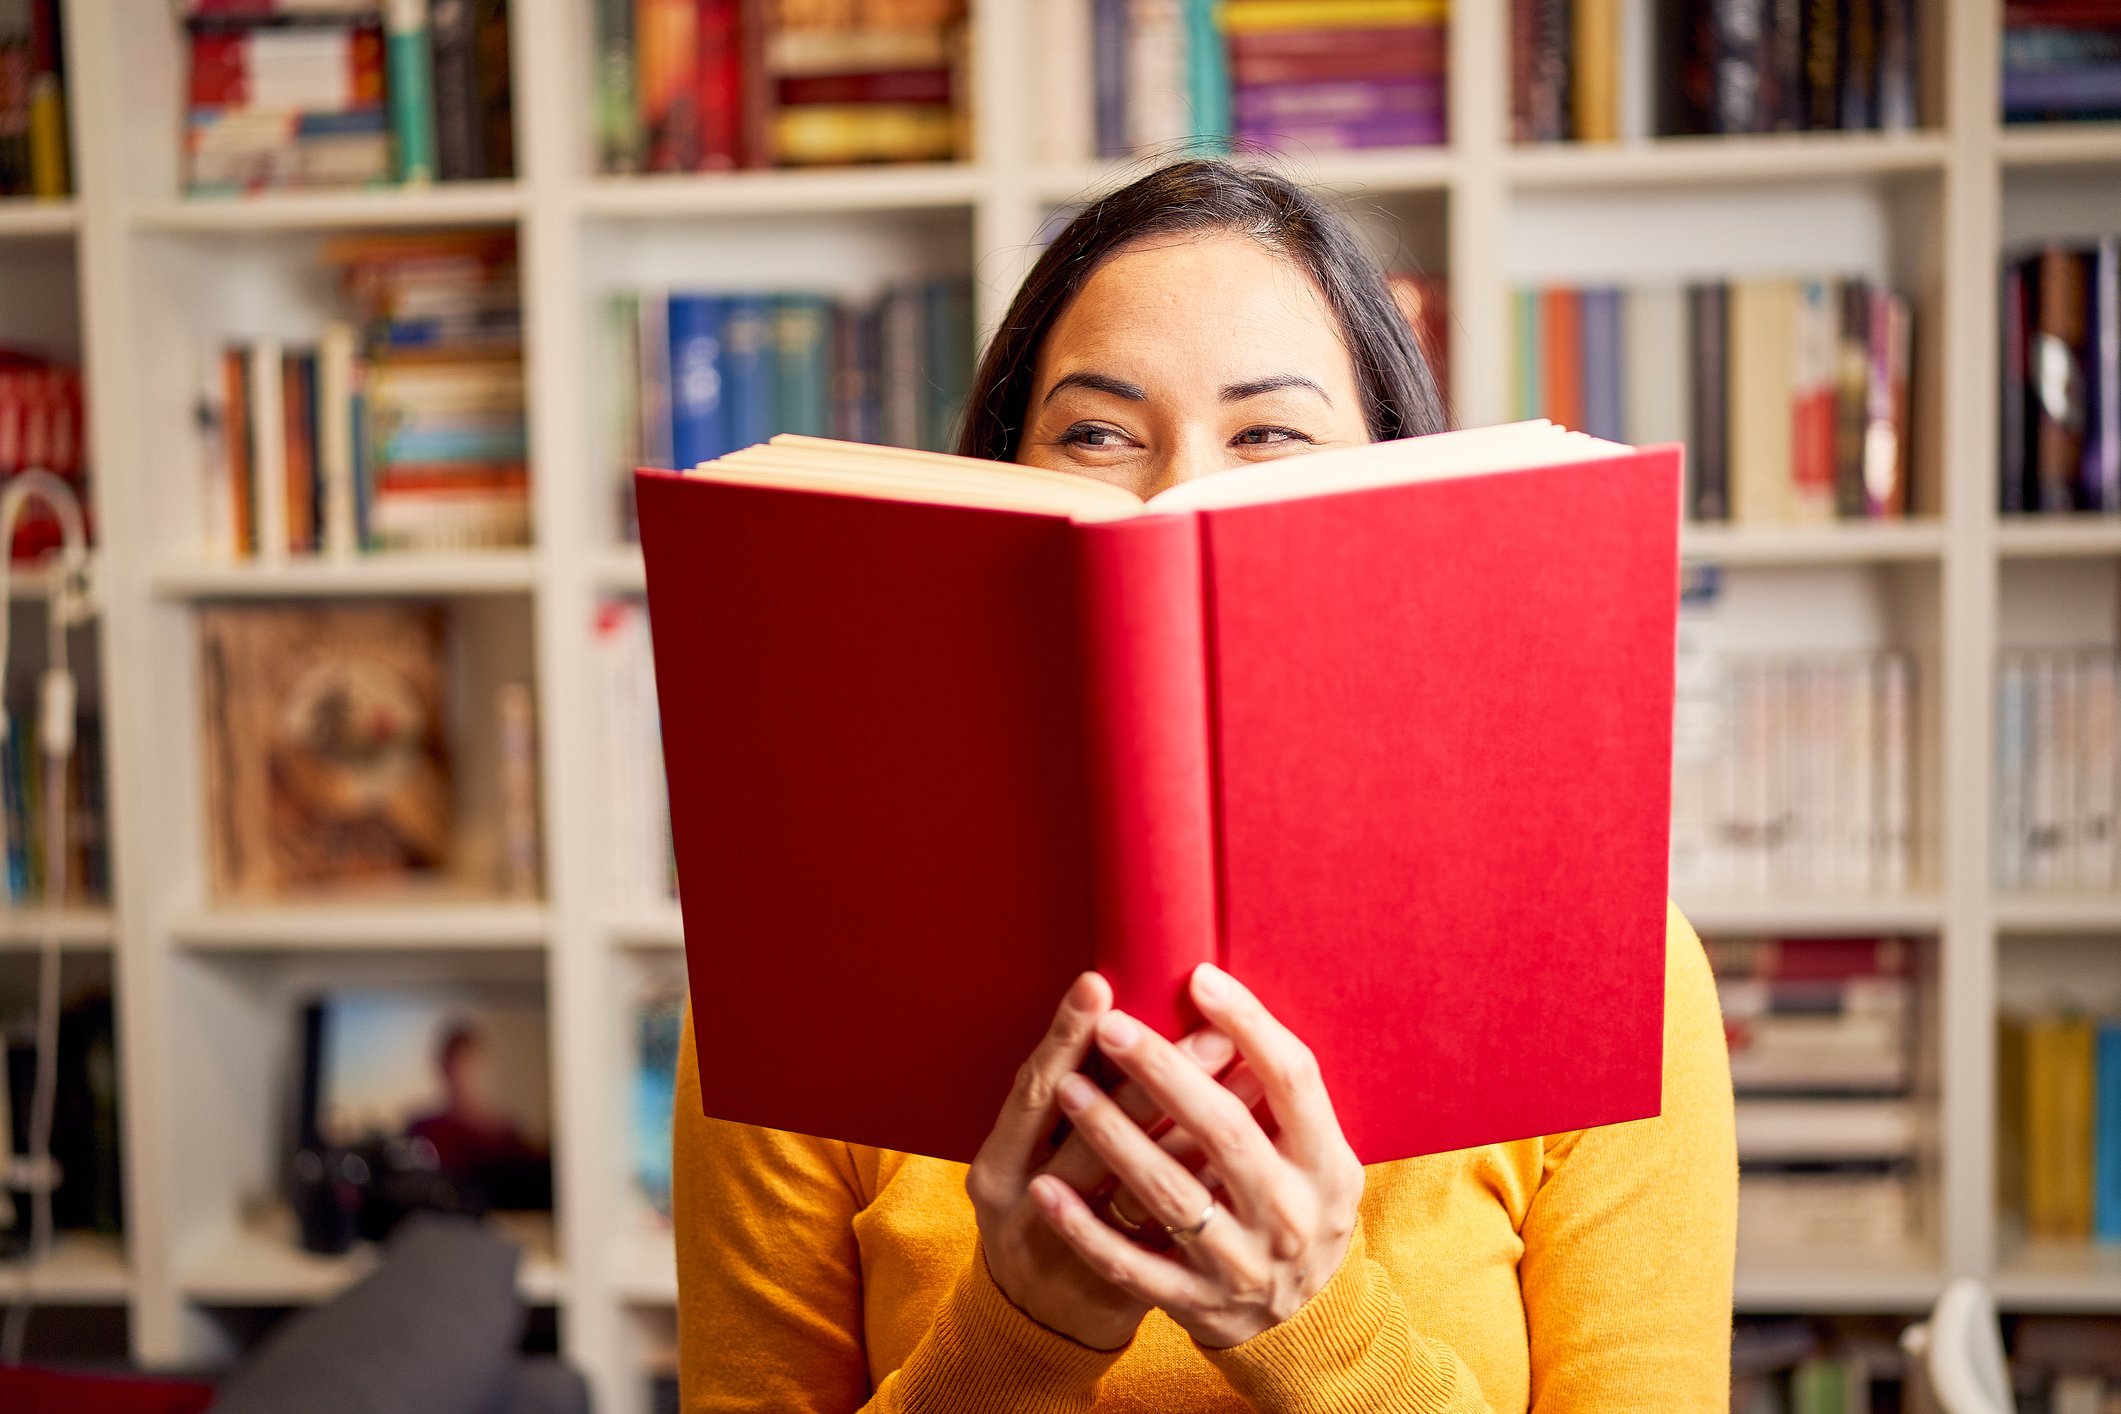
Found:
[2001,240,2121,515]
[182,0,512,195]
[0,0,69,199]
[197,231,528,558]
[1519,277,1911,525]
[1998,1010,2121,1243]
[1,988,121,1254]
[606,279,972,538]
[2004,3,2121,124]
[1042,0,1448,162]
[597,0,969,173]
[0,348,91,561]
[1996,650,2118,894]
[0,696,107,909]
[593,597,676,909]
[1672,577,1915,897]
[636,421,1680,1165]
[1514,0,1918,142]
[629,954,686,1224]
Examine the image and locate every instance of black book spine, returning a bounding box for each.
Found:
[1875,0,1915,130]
[1529,0,1572,141]
[1767,0,1804,130]
[2002,260,2027,515]
[430,0,481,181]
[1838,0,1877,130]
[1690,282,1731,522]
[473,0,514,179]
[1834,281,1871,519]
[1804,0,1839,128]
[1710,0,1770,134]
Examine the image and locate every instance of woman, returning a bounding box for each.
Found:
[673,159,1736,1411]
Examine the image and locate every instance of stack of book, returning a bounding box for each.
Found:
[604,279,973,533]
[1669,633,1915,898]
[0,693,107,908]
[1516,279,1912,523]
[1996,651,2118,895]
[1999,1010,2121,1244]
[1041,0,1448,162]
[184,0,513,195]
[0,350,90,560]
[0,0,69,198]
[2001,241,2120,515]
[2004,2,2121,124]
[1712,936,1920,1261]
[595,0,969,172]
[593,598,676,911]
[199,232,527,557]
[1512,0,1918,143]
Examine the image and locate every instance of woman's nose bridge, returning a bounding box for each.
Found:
[1141,430,1228,498]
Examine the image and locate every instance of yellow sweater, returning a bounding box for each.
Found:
[674,902,1735,1411]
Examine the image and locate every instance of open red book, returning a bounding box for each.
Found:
[636,424,1682,1165]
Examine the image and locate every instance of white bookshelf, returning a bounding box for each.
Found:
[0,0,2103,1408]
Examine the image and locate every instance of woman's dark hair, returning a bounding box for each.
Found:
[956,158,1448,462]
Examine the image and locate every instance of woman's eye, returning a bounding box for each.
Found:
[1059,423,1132,449]
[1233,426,1311,447]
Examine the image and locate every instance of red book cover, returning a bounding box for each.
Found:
[637,434,1679,1165]
[776,67,953,106]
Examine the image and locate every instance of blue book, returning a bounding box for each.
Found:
[1184,0,1229,153]
[2098,1021,2121,1243]
[1579,287,1626,442]
[666,294,728,469]
[721,294,774,451]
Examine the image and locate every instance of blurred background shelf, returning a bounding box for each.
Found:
[605,907,683,950]
[1996,518,2121,558]
[1505,131,1952,188]
[149,553,540,599]
[174,1211,560,1307]
[167,900,549,952]
[1680,522,1948,566]
[1997,122,2121,167]
[0,1232,131,1305]
[1731,1248,1944,1315]
[130,183,526,233]
[0,197,79,238]
[1677,896,1947,937]
[1992,896,2121,936]
[578,165,982,218]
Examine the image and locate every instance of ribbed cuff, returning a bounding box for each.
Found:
[888,1250,1126,1412]
[1200,1227,1462,1413]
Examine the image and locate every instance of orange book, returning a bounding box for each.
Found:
[223,348,254,560]
[1542,288,1584,434]
[283,351,316,555]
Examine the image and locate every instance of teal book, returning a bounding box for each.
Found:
[1184,0,1229,153]
[387,0,440,182]
[771,295,833,438]
[2098,1021,2121,1243]
[918,279,974,453]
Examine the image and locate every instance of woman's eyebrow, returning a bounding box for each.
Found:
[1042,371,1146,405]
[1221,374,1330,403]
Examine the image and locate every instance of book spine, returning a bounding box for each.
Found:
[1573,0,1619,142]
[2097,238,2120,512]
[720,295,773,449]
[1184,0,1229,150]
[1077,516,1218,1039]
[2099,1022,2121,1244]
[736,0,772,169]
[1689,283,1730,521]
[1876,0,1915,130]
[1790,278,1837,521]
[499,679,539,897]
[1528,0,1570,140]
[386,0,439,182]
[1093,0,1132,156]
[666,294,727,468]
[698,0,741,169]
[2077,652,2116,892]
[639,0,702,172]
[1997,654,2028,892]
[770,294,831,438]
[1876,652,1910,893]
[429,0,479,179]
[1839,0,1877,130]
[595,0,640,172]
[319,323,360,558]
[1834,281,1871,518]
[250,341,289,565]
[1865,287,1911,518]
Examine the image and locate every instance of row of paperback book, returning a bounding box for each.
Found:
[594,598,676,911]
[184,0,514,195]
[1516,278,1913,524]
[1039,0,1448,161]
[1712,936,1919,1260]
[2001,240,2120,516]
[0,702,108,908]
[595,0,970,171]
[1669,645,1915,898]
[199,232,528,558]
[0,350,90,561]
[605,278,974,533]
[2004,1,2121,124]
[1512,0,1919,143]
[1999,1010,2121,1243]
[0,0,68,198]
[1996,651,2121,895]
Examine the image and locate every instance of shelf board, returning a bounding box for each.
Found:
[0,196,79,238]
[0,907,117,949]
[1998,122,2121,168]
[151,552,539,598]
[1733,1247,1943,1313]
[606,905,683,948]
[1996,516,2121,558]
[591,546,646,594]
[1682,520,1946,565]
[1031,146,1456,206]
[0,1231,131,1305]
[1993,895,2121,935]
[607,1230,677,1305]
[132,182,524,233]
[169,898,548,951]
[1992,1238,2121,1312]
[1677,895,1946,936]
[579,164,981,218]
[176,1209,560,1306]
[1508,131,1951,189]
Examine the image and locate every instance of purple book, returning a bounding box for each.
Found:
[1237,113,1448,151]
[1233,78,1444,123]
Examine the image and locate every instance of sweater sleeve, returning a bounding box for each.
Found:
[673,1002,1129,1413]
[1516,902,1738,1412]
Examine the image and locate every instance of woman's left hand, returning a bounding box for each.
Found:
[1028,961,1365,1349]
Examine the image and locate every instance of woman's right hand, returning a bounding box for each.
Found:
[965,971,1234,1351]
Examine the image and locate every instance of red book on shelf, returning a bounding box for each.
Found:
[637,426,1681,1165]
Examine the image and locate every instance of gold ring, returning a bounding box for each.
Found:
[1164,1199,1219,1245]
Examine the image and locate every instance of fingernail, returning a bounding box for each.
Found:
[1057,1073,1096,1113]
[1185,1028,1235,1071]
[1097,1012,1140,1049]
[1067,972,1098,1009]
[1194,963,1231,1001]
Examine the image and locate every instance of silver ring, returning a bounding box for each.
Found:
[1164,1199,1219,1245]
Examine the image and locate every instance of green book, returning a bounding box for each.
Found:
[1184,0,1229,154]
[1791,1357,1848,1414]
[771,295,834,439]
[387,0,440,183]
[919,279,975,453]
[1515,289,1544,421]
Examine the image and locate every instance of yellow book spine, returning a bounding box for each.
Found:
[2056,1017,2097,1238]
[1220,0,1449,34]
[28,74,70,199]
[1572,0,1619,143]
[1728,278,1797,525]
[772,105,960,166]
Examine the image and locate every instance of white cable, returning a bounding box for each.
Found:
[0,469,93,1366]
